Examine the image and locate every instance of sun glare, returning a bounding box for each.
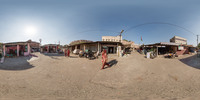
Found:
[25,26,37,35]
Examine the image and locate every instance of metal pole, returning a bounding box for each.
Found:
[197,35,199,48]
[119,30,124,42]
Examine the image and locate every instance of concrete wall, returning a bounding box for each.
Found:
[170,36,187,45]
[102,36,122,42]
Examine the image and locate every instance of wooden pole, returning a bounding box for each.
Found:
[157,46,158,57]
[83,45,85,52]
[98,42,100,52]
[3,45,5,57]
[17,45,19,57]
[28,43,30,54]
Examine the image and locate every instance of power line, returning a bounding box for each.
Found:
[125,22,197,36]
[124,22,200,46]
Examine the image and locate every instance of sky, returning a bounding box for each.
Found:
[0,0,200,46]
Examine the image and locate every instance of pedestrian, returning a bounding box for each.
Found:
[101,49,110,69]
[67,49,70,57]
[64,49,67,57]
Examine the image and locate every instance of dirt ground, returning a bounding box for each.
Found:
[0,52,200,100]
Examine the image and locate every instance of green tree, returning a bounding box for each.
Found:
[198,43,200,48]
[123,39,132,42]
[123,39,128,41]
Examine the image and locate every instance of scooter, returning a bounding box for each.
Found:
[79,52,85,58]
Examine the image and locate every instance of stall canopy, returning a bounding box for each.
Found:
[144,42,180,47]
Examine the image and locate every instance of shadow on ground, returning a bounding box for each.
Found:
[0,56,35,70]
[42,53,64,57]
[69,56,79,58]
[104,59,118,69]
[179,54,200,69]
[41,53,65,60]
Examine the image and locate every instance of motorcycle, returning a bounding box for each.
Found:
[86,50,95,60]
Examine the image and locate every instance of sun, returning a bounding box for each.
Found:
[25,26,37,35]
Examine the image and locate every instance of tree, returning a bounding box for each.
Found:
[123,39,132,42]
[198,43,200,49]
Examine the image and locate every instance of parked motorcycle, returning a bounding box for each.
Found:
[79,50,85,58]
[150,51,157,59]
[86,50,95,60]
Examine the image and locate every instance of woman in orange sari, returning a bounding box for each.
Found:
[101,49,110,69]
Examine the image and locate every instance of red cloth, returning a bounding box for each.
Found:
[67,50,70,57]
[101,49,109,69]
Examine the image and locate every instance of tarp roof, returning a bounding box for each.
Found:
[144,42,180,46]
[3,41,39,46]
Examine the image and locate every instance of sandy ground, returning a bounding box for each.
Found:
[0,52,200,100]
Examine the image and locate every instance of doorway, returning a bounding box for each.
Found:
[108,47,114,53]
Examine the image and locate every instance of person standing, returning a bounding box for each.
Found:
[67,49,70,57]
[64,49,67,57]
[101,49,110,69]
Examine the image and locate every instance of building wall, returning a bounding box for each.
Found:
[80,44,98,52]
[102,36,122,42]
[70,42,121,54]
[30,42,40,48]
[170,36,187,45]
[121,40,135,48]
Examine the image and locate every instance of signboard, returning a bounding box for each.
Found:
[178,46,184,50]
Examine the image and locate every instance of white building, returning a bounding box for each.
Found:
[102,36,122,42]
[170,36,187,45]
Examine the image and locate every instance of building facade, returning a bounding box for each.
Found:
[3,40,40,57]
[121,40,134,48]
[102,36,139,51]
[68,40,122,54]
[40,44,60,53]
[170,36,187,45]
[102,36,122,42]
